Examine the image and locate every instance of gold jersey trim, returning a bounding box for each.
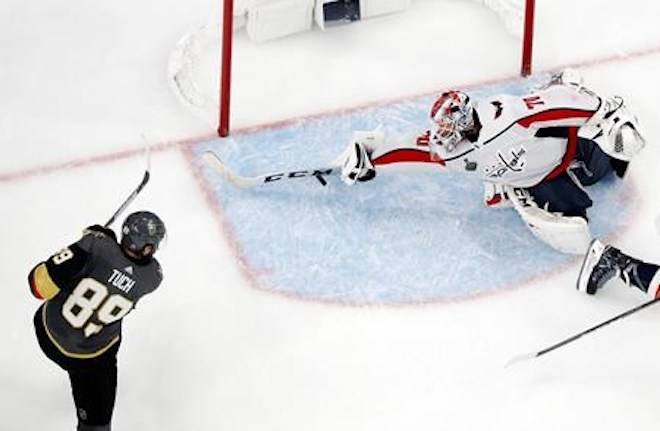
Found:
[42,304,120,359]
[33,263,60,300]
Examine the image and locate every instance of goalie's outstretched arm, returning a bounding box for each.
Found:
[202,130,447,189]
[337,130,446,185]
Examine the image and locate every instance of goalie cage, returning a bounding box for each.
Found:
[168,0,536,137]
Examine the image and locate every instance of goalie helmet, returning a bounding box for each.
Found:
[121,211,166,258]
[429,90,475,153]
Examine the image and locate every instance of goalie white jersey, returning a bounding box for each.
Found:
[338,74,646,255]
[370,84,602,188]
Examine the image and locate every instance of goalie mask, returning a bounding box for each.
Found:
[121,211,166,259]
[429,90,475,155]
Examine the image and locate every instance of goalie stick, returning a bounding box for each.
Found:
[202,151,340,188]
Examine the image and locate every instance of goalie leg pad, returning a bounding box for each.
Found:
[508,187,592,255]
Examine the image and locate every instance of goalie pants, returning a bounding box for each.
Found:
[526,137,620,219]
[33,305,119,428]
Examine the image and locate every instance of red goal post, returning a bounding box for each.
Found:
[218,0,235,137]
[217,0,536,137]
[521,0,535,77]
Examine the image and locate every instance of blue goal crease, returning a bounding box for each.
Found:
[193,76,637,305]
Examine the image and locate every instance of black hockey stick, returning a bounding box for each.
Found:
[202,151,338,188]
[104,148,152,227]
[506,296,660,366]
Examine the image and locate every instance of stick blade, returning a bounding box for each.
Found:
[504,352,537,368]
[202,151,255,188]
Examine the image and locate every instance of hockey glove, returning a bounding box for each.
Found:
[339,141,376,185]
[336,130,383,185]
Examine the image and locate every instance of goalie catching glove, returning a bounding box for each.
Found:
[336,130,383,185]
[543,68,646,162]
[579,96,646,161]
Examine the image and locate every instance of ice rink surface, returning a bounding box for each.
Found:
[2,0,660,430]
[195,76,637,305]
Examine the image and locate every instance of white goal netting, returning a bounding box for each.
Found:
[168,0,529,128]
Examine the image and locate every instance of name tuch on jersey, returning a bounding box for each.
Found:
[108,269,136,293]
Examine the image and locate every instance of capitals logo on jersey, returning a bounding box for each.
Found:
[486,146,527,179]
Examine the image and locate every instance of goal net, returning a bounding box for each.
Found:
[168,0,535,136]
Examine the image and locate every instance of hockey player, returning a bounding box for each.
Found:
[29,211,166,431]
[577,239,660,299]
[338,70,646,254]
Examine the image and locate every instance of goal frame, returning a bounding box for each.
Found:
[217,0,536,137]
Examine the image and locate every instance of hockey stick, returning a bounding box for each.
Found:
[202,151,339,188]
[104,148,151,227]
[506,296,660,366]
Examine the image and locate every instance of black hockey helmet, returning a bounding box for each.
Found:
[121,211,166,258]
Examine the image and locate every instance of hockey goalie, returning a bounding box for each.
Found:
[338,69,647,254]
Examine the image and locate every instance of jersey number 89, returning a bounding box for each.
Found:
[62,278,134,337]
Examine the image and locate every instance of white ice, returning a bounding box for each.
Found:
[2,0,660,430]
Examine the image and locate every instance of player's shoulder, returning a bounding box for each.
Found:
[74,226,125,271]
[136,257,163,293]
[151,258,163,283]
[78,225,118,250]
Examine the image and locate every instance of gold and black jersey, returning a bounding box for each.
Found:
[29,228,162,359]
